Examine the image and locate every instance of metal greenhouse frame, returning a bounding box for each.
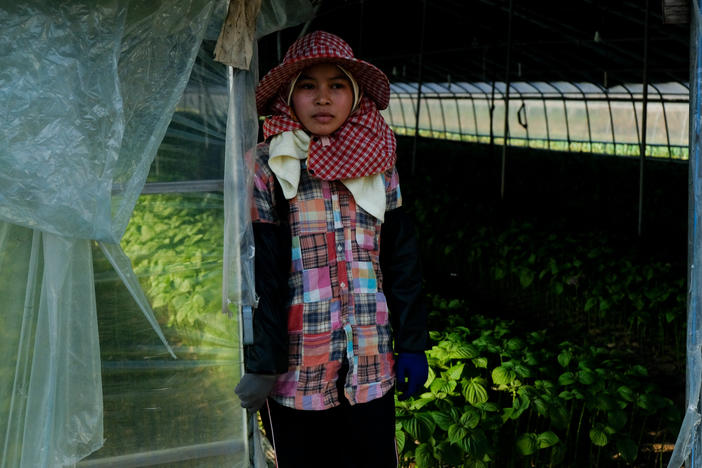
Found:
[383,81,690,160]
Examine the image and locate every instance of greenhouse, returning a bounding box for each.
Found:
[384,81,689,159]
[0,0,701,467]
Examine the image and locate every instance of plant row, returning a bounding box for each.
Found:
[395,296,680,467]
[416,216,686,361]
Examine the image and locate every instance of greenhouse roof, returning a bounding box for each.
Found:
[260,0,689,87]
[389,81,690,99]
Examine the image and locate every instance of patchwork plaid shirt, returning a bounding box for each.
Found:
[251,142,401,410]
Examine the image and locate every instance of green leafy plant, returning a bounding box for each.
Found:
[395,296,679,467]
[121,193,226,333]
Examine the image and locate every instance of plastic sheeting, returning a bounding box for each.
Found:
[0,223,103,468]
[222,0,316,317]
[668,1,702,466]
[1,1,215,243]
[0,1,220,466]
[83,193,246,467]
[222,62,258,316]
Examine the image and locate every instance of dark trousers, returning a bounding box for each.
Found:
[260,365,397,468]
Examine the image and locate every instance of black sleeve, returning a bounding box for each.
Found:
[380,206,429,353]
[244,219,291,374]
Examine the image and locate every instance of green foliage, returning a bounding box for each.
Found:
[420,218,686,361]
[92,193,243,459]
[395,297,679,467]
[120,193,228,340]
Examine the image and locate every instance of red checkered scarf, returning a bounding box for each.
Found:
[262,95,396,181]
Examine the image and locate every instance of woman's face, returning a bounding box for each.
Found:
[290,63,354,137]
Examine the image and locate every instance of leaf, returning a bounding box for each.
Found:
[448,423,468,443]
[519,268,534,288]
[607,410,627,431]
[472,357,488,368]
[415,442,435,468]
[594,394,618,411]
[430,377,457,395]
[477,401,500,412]
[501,407,514,423]
[395,426,406,453]
[445,362,465,380]
[537,431,560,449]
[452,344,479,359]
[463,378,489,406]
[599,298,611,311]
[492,366,516,385]
[416,412,437,436]
[577,369,597,385]
[557,372,576,385]
[506,337,525,351]
[557,349,573,368]
[589,428,609,447]
[152,293,168,308]
[404,416,426,441]
[514,363,532,378]
[629,365,648,377]
[516,433,537,455]
[435,440,464,466]
[553,281,564,295]
[410,396,436,410]
[584,297,597,312]
[617,385,635,402]
[616,437,638,464]
[425,366,436,387]
[510,393,530,419]
[533,397,549,417]
[430,410,453,431]
[460,409,480,429]
[429,330,443,341]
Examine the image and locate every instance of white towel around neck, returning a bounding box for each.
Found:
[268,130,387,221]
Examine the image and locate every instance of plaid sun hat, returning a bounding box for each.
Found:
[256,31,391,115]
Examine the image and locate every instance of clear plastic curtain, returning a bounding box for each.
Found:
[223,0,316,313]
[668,1,702,466]
[0,1,219,466]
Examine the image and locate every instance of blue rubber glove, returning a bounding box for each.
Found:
[395,352,429,400]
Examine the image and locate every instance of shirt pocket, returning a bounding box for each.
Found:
[290,198,328,235]
[299,233,328,270]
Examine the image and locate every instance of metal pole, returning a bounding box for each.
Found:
[411,0,427,176]
[500,0,514,200]
[358,0,364,56]
[666,3,702,467]
[638,0,650,237]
